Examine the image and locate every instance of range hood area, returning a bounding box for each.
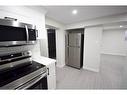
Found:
[0,18,37,47]
[0,15,56,90]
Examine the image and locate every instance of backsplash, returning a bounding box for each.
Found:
[0,40,40,56]
[31,39,41,58]
[32,39,48,58]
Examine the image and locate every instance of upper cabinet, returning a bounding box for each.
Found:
[0,6,46,39]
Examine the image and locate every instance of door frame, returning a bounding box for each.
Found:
[47,28,56,59]
[46,24,58,58]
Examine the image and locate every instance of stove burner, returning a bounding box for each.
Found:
[0,61,47,89]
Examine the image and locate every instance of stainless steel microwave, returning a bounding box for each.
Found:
[0,19,37,47]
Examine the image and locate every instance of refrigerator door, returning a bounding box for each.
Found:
[68,33,81,47]
[67,47,81,69]
[65,33,68,46]
[65,46,68,65]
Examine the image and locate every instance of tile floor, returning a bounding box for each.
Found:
[56,54,127,89]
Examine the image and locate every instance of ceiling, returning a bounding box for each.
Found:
[43,6,127,24]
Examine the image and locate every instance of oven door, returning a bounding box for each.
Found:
[15,73,48,90]
[27,76,48,89]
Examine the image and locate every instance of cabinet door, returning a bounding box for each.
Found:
[47,62,56,76]
[46,62,56,89]
[47,75,56,89]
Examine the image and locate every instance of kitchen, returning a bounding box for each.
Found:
[0,6,127,90]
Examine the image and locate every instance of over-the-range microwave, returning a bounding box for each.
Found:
[0,18,37,47]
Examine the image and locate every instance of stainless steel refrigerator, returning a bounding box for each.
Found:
[65,29,84,69]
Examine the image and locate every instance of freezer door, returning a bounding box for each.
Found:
[68,47,81,69]
[68,33,81,47]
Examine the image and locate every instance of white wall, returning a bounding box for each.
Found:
[45,17,66,67]
[83,26,103,72]
[122,42,127,88]
[66,13,127,72]
[0,6,47,57]
[101,29,126,56]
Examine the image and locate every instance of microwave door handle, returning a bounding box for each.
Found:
[25,25,29,43]
[34,26,38,37]
[36,30,38,37]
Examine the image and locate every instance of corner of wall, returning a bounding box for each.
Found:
[56,61,65,68]
[45,17,66,69]
[83,66,99,72]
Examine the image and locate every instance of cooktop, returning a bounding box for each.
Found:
[0,61,45,87]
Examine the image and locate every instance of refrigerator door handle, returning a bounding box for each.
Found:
[65,34,69,46]
[76,37,78,46]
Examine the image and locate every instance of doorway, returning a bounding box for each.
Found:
[47,29,56,59]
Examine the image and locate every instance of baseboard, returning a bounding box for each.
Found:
[56,64,65,68]
[101,52,126,56]
[83,66,99,72]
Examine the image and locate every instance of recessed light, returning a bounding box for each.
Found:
[72,9,78,15]
[120,25,123,28]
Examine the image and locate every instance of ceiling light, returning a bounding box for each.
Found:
[72,9,78,15]
[120,25,123,28]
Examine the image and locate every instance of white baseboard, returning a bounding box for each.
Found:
[56,64,65,68]
[101,52,126,56]
[83,66,99,72]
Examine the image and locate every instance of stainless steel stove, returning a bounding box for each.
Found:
[0,51,48,90]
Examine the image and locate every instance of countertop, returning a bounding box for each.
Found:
[32,56,56,66]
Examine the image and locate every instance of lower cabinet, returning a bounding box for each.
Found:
[46,62,56,89]
[47,75,56,89]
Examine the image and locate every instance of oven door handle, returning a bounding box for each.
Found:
[15,72,47,90]
[25,25,29,43]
